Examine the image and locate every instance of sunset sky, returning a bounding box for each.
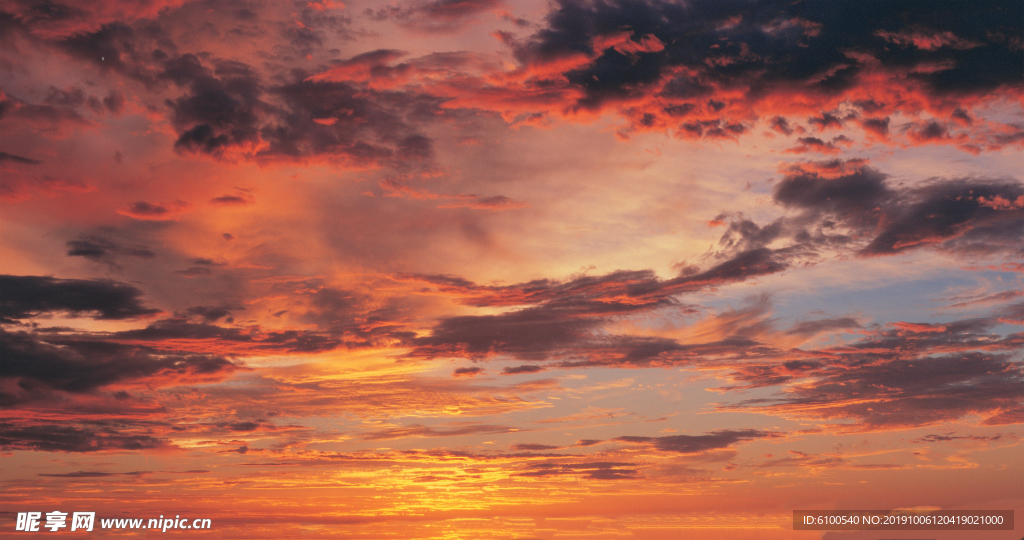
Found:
[1,0,1022,538]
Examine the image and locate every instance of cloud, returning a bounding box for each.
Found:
[181,305,235,322]
[773,161,890,216]
[453,366,483,377]
[875,29,981,51]
[0,151,42,165]
[1,328,242,397]
[614,429,777,454]
[0,423,170,452]
[209,191,254,206]
[65,236,156,268]
[769,116,794,135]
[912,433,1005,444]
[38,470,150,478]
[399,160,1020,372]
[163,54,264,155]
[516,461,640,480]
[762,160,1024,259]
[110,319,345,354]
[0,89,92,134]
[192,372,557,420]
[361,423,523,440]
[784,317,860,337]
[860,116,890,137]
[118,200,190,220]
[6,0,189,38]
[757,450,900,470]
[20,38,442,167]
[0,275,160,321]
[8,0,1024,167]
[490,0,1024,147]
[257,75,442,165]
[861,180,1024,256]
[808,112,845,130]
[717,315,1024,429]
[402,252,793,365]
[784,136,848,154]
[511,443,559,451]
[0,171,95,202]
[411,305,603,360]
[502,365,544,375]
[436,194,528,211]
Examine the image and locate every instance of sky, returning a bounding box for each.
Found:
[1,0,1022,538]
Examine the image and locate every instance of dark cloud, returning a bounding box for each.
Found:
[361,423,522,440]
[507,0,1022,140]
[43,85,88,107]
[38,470,150,478]
[756,450,898,469]
[0,328,241,397]
[718,314,1024,429]
[119,200,188,220]
[0,423,169,452]
[437,194,528,211]
[103,90,125,113]
[996,301,1024,324]
[769,116,793,135]
[0,171,95,201]
[0,274,160,321]
[164,54,263,154]
[861,180,1024,256]
[263,76,441,164]
[182,305,234,322]
[66,236,156,267]
[112,319,344,353]
[808,112,844,130]
[614,429,776,453]
[906,120,951,143]
[761,160,1024,259]
[502,364,544,374]
[860,116,890,136]
[732,352,1024,429]
[785,317,860,337]
[408,301,757,366]
[0,90,91,130]
[786,136,840,154]
[517,461,640,480]
[406,161,1020,369]
[912,433,1004,443]
[148,48,447,163]
[412,305,605,361]
[26,33,430,163]
[0,151,42,164]
[209,194,252,205]
[403,249,787,312]
[57,22,161,84]
[453,366,483,377]
[511,443,560,451]
[404,250,792,365]
[297,286,413,348]
[773,163,891,216]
